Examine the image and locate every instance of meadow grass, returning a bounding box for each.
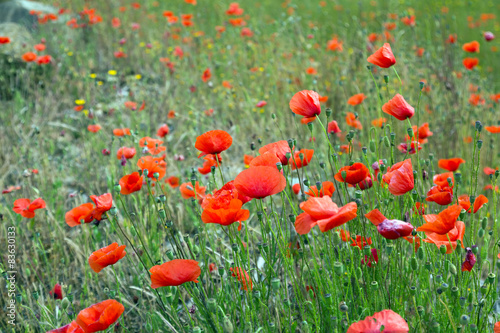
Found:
[1,0,500,332]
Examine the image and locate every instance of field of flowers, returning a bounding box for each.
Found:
[1,0,500,332]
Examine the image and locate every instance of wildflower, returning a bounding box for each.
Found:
[438,158,465,172]
[156,124,170,137]
[458,194,488,213]
[346,112,362,129]
[426,185,453,205]
[289,90,321,122]
[417,204,462,235]
[113,128,131,136]
[335,163,370,186]
[347,309,409,332]
[347,93,366,106]
[294,196,357,234]
[198,154,221,175]
[463,58,479,70]
[65,203,94,227]
[485,125,500,133]
[382,94,415,120]
[87,125,102,133]
[166,176,179,188]
[258,140,293,165]
[22,52,37,62]
[202,68,211,82]
[382,159,414,196]
[289,149,314,170]
[47,322,84,333]
[365,209,413,239]
[462,41,480,53]
[305,181,335,197]
[201,184,250,231]
[119,172,143,195]
[116,147,136,160]
[13,198,46,218]
[256,101,267,107]
[88,243,126,273]
[76,299,124,333]
[327,120,341,134]
[234,166,286,199]
[179,182,206,200]
[367,43,396,68]
[50,283,63,300]
[230,267,253,291]
[150,259,201,288]
[195,130,232,157]
[433,172,454,188]
[137,156,167,180]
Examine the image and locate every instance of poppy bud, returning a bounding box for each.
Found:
[363,245,371,256]
[425,261,432,271]
[324,293,333,305]
[152,172,159,179]
[271,113,276,119]
[369,140,376,152]
[475,121,482,132]
[285,152,292,160]
[496,170,500,179]
[377,172,383,182]
[407,127,413,138]
[276,162,282,171]
[384,75,389,84]
[143,169,149,176]
[471,245,478,255]
[193,327,202,333]
[371,281,378,291]
[355,190,362,199]
[271,278,280,291]
[231,243,238,253]
[218,266,224,276]
[339,302,348,312]
[114,184,121,192]
[61,297,70,310]
[158,209,166,220]
[334,262,344,275]
[459,296,466,306]
[257,212,263,222]
[449,263,457,275]
[417,246,425,260]
[439,245,447,254]
[383,136,390,147]
[417,305,424,316]
[411,190,418,201]
[250,142,255,151]
[222,316,233,333]
[470,324,478,332]
[477,140,483,149]
[478,228,484,238]
[158,195,166,203]
[307,123,313,132]
[488,273,496,283]
[109,207,117,216]
[411,257,418,270]
[429,153,434,161]
[459,315,469,325]
[455,172,462,184]
[332,231,341,245]
[366,65,372,70]
[166,249,174,260]
[303,179,310,187]
[341,171,347,180]
[419,81,425,90]
[409,286,416,295]
[362,147,367,155]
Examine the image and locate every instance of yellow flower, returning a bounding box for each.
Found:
[108,70,117,76]
[75,99,85,105]
[135,74,142,80]
[89,73,96,79]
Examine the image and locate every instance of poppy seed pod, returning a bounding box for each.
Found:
[334,262,344,275]
[409,286,416,295]
[222,316,233,333]
[488,273,496,283]
[339,302,348,312]
[384,75,389,83]
[369,140,376,152]
[371,281,379,291]
[475,121,482,131]
[271,278,280,291]
[477,140,483,149]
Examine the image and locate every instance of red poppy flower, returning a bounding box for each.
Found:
[76,299,124,333]
[258,140,292,165]
[426,185,453,205]
[347,309,409,333]
[346,112,363,129]
[289,149,314,170]
[88,243,126,273]
[202,68,211,82]
[371,117,387,128]
[422,220,465,254]
[50,283,63,300]
[0,36,11,44]
[87,125,102,133]
[367,43,396,68]
[327,120,341,134]
[292,183,301,195]
[398,141,422,154]
[195,130,232,157]
[401,15,415,26]
[116,147,136,160]
[47,322,84,333]
[382,94,414,121]
[433,172,454,188]
[13,198,46,218]
[365,209,413,239]
[166,176,180,188]
[463,57,479,70]
[294,196,357,234]
[230,267,253,291]
[243,154,254,166]
[156,124,170,137]
[458,194,488,213]
[65,203,94,227]
[289,90,321,122]
[89,193,113,221]
[119,172,143,195]
[137,155,167,180]
[326,37,343,52]
[256,100,267,108]
[407,123,433,142]
[495,322,500,333]
[350,235,372,249]
[417,204,462,234]
[347,93,366,106]
[382,159,414,196]
[179,182,206,200]
[484,167,497,175]
[149,259,201,288]
[335,163,370,186]
[305,181,335,197]
[113,128,131,136]
[139,137,165,155]
[22,52,37,62]
[438,158,465,171]
[461,247,476,272]
[485,126,500,133]
[201,185,250,231]
[234,166,286,199]
[462,40,480,53]
[358,176,373,190]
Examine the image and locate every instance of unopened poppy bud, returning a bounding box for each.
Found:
[192,327,201,333]
[271,278,280,291]
[371,281,379,291]
[61,297,70,310]
[356,267,362,279]
[276,162,282,171]
[471,245,478,254]
[257,212,263,222]
[362,147,367,155]
[455,172,462,184]
[458,296,466,307]
[407,127,413,138]
[114,183,121,192]
[159,195,166,203]
[449,263,457,275]
[377,172,383,182]
[271,113,276,119]
[369,140,376,152]
[324,293,333,305]
[383,136,390,147]
[334,262,344,275]
[439,245,447,254]
[459,315,469,325]
[495,170,500,178]
[475,121,482,131]
[341,171,347,181]
[416,305,424,316]
[411,257,418,270]
[470,324,478,332]
[152,172,159,179]
[250,142,256,151]
[143,169,149,176]
[425,261,432,271]
[285,152,292,160]
[451,286,459,297]
[366,65,372,70]
[222,316,233,333]
[429,153,434,161]
[158,209,166,219]
[487,272,496,284]
[477,140,483,149]
[384,75,389,84]
[166,249,174,260]
[109,207,117,216]
[478,228,485,238]
[339,302,348,312]
[419,81,425,90]
[307,123,313,132]
[409,286,416,296]
[324,107,332,118]
[417,246,425,260]
[363,245,371,256]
